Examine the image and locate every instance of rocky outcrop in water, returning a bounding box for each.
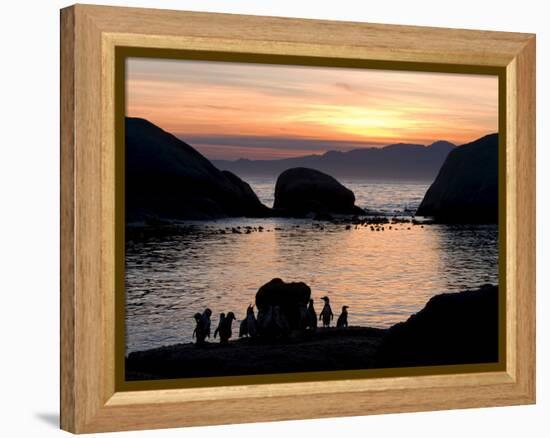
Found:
[416,134,498,223]
[255,278,311,338]
[376,284,499,367]
[125,117,271,221]
[273,167,365,217]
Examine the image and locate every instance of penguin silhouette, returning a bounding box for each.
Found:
[239,316,247,338]
[214,313,225,339]
[336,305,349,328]
[219,312,236,344]
[246,305,258,337]
[306,299,317,329]
[239,304,257,338]
[319,296,334,327]
[201,308,212,339]
[192,312,206,344]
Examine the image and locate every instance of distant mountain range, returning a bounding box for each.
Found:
[212,141,456,181]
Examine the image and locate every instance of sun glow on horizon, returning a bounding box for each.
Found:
[126,58,498,160]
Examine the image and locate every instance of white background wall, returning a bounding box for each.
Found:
[0,0,547,436]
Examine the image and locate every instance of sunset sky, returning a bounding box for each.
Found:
[126,58,498,160]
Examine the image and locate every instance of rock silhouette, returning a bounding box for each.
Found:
[255,278,311,338]
[376,284,498,367]
[416,133,498,223]
[126,326,386,380]
[125,117,270,221]
[273,167,365,217]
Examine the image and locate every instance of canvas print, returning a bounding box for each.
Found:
[123,58,500,381]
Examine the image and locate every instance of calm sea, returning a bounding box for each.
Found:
[125,178,498,352]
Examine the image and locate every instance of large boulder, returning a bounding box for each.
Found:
[273,167,365,216]
[376,284,499,367]
[255,278,311,338]
[125,117,270,221]
[416,134,498,223]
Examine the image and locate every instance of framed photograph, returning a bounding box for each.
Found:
[60,4,536,433]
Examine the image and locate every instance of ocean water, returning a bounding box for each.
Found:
[125,179,499,352]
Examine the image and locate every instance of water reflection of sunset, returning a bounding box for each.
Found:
[125,220,498,351]
[126,58,498,160]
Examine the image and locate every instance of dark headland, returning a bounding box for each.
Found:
[416,133,498,223]
[126,284,498,381]
[125,117,270,222]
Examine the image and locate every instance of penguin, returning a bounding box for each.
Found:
[214,313,225,339]
[239,316,248,338]
[245,304,258,337]
[239,305,257,338]
[306,299,317,329]
[319,296,334,327]
[336,305,349,328]
[192,312,206,344]
[201,308,212,339]
[218,312,236,344]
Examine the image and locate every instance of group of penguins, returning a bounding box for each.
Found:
[192,296,349,345]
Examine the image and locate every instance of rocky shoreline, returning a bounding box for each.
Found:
[126,284,498,381]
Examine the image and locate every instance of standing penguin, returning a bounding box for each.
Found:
[306,299,317,329]
[319,296,334,327]
[192,312,206,344]
[218,312,236,344]
[214,313,225,339]
[201,308,212,339]
[246,305,258,337]
[239,304,258,338]
[239,315,248,338]
[336,305,349,328]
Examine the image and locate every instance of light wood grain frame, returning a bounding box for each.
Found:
[60,4,536,434]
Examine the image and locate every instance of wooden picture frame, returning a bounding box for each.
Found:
[60,4,536,433]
